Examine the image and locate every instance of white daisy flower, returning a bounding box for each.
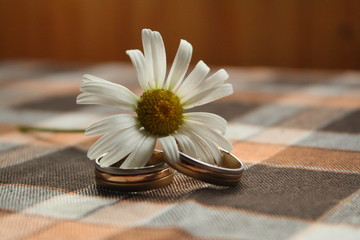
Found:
[77,29,233,168]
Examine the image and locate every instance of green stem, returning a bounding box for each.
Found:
[17,125,85,133]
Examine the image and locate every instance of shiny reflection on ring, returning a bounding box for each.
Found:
[95,150,174,192]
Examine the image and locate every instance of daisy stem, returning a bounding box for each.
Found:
[17,125,85,133]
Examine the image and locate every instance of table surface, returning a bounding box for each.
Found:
[1,61,360,240]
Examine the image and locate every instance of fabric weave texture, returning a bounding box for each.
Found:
[0,61,359,240]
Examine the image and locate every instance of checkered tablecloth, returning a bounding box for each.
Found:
[1,60,359,240]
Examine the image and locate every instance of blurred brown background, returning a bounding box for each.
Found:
[1,0,360,69]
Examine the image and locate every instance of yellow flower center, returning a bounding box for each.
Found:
[136,89,183,137]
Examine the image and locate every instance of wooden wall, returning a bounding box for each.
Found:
[1,0,360,69]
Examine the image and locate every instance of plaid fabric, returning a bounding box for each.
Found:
[1,60,360,240]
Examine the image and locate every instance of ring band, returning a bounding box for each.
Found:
[165,149,244,186]
[94,151,174,192]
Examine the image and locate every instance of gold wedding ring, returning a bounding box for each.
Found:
[95,151,174,192]
[95,149,244,190]
[165,149,244,186]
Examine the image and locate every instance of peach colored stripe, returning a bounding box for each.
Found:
[22,221,123,240]
[227,91,360,109]
[232,142,287,164]
[111,227,208,240]
[225,92,282,104]
[6,79,80,95]
[277,94,360,109]
[82,201,166,227]
[265,146,360,172]
[0,214,58,240]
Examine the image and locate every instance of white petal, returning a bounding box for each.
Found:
[126,50,150,91]
[184,120,232,151]
[99,149,132,168]
[80,80,138,105]
[193,136,222,165]
[88,132,117,160]
[76,93,135,111]
[176,60,210,99]
[142,29,155,89]
[183,112,227,134]
[159,136,179,162]
[150,30,166,88]
[88,127,139,160]
[190,139,213,164]
[142,29,167,89]
[174,133,197,158]
[181,69,229,102]
[99,130,144,167]
[85,114,138,136]
[182,83,233,109]
[165,40,192,90]
[78,74,138,110]
[80,75,137,100]
[120,135,156,168]
[179,127,219,164]
[202,69,229,91]
[81,74,109,83]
